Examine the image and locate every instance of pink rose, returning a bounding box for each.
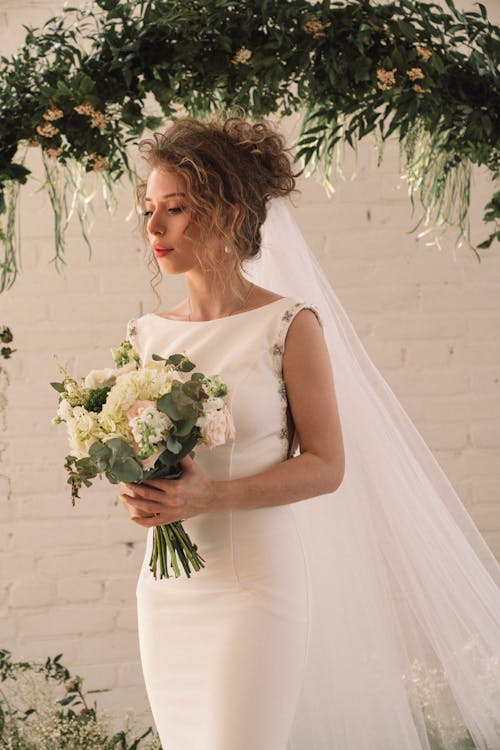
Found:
[140,445,165,471]
[126,399,156,422]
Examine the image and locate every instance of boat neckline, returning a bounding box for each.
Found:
[146,297,290,323]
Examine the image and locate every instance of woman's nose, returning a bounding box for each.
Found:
[148,215,166,236]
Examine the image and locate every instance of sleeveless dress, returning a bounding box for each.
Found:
[127,296,323,750]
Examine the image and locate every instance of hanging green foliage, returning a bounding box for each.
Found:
[0,0,499,291]
[0,325,15,499]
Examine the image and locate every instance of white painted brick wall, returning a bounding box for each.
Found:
[1,0,499,733]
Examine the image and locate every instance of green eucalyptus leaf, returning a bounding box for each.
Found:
[89,440,112,465]
[175,417,197,436]
[111,457,143,483]
[105,437,136,459]
[157,392,182,420]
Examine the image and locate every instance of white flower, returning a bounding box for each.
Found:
[116,361,137,375]
[66,406,101,459]
[72,406,97,437]
[111,340,140,368]
[128,402,173,457]
[57,398,73,422]
[202,374,228,398]
[99,363,177,435]
[204,396,224,412]
[84,367,117,389]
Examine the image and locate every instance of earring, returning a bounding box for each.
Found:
[224,245,231,254]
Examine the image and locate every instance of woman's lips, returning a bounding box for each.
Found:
[153,246,174,257]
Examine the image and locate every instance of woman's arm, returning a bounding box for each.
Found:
[121,308,345,524]
[214,307,345,511]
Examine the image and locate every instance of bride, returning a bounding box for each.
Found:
[119,114,500,750]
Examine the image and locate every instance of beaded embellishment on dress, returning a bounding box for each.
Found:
[271,302,323,460]
[126,318,139,360]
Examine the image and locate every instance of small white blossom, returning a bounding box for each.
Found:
[128,403,173,457]
[57,397,73,422]
[84,367,117,389]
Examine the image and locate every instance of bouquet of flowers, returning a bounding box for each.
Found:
[51,338,235,580]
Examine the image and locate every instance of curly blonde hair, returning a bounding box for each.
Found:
[135,113,303,300]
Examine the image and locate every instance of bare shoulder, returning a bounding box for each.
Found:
[282,306,326,377]
[285,305,323,337]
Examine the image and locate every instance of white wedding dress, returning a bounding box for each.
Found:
[128,297,320,750]
[128,271,500,750]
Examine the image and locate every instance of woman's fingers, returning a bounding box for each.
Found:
[119,493,157,518]
[124,480,176,505]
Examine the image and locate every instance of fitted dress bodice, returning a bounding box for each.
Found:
[127,296,320,481]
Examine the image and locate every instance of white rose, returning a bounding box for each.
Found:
[72,406,97,438]
[84,367,117,389]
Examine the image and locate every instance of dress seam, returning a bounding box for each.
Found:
[227,362,257,591]
[289,505,312,697]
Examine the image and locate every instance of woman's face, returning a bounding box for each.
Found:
[143,167,208,274]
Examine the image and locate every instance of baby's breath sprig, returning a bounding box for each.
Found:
[0,649,162,749]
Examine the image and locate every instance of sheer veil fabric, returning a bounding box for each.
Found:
[242,198,500,750]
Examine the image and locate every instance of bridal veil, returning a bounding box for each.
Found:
[242,198,500,750]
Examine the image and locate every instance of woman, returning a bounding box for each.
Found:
[120,115,500,750]
[121,115,345,750]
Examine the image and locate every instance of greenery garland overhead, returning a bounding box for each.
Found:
[0,0,499,292]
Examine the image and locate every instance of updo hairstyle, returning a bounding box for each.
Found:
[135,113,303,297]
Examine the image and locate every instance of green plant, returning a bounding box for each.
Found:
[0,326,14,501]
[0,0,498,292]
[0,649,162,749]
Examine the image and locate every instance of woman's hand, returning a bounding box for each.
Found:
[118,454,217,527]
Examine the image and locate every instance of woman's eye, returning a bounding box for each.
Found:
[142,207,184,217]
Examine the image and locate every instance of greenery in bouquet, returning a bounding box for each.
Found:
[51,337,235,579]
[0,648,162,749]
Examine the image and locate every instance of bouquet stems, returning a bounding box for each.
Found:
[150,522,205,579]
[146,466,206,579]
